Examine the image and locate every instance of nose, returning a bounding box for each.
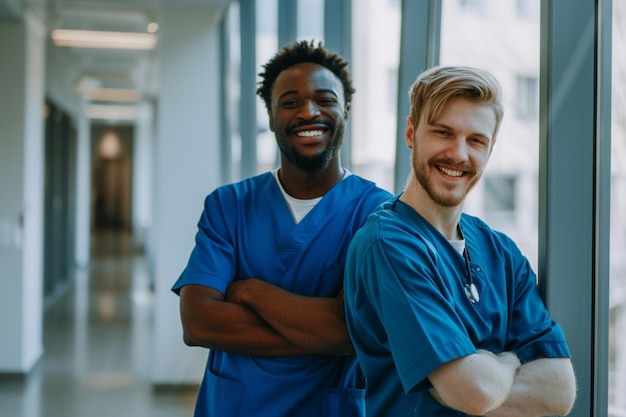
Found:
[448,136,470,161]
[297,100,321,119]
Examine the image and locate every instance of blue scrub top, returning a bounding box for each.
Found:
[344,196,571,416]
[173,172,392,417]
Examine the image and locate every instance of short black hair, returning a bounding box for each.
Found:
[256,40,355,112]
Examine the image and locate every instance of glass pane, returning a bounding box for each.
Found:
[610,2,626,414]
[256,0,279,173]
[440,0,541,270]
[350,0,401,192]
[298,0,324,42]
[226,1,242,181]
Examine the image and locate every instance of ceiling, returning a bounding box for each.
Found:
[1,0,230,113]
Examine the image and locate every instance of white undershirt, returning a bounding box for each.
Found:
[273,168,350,224]
[449,238,466,255]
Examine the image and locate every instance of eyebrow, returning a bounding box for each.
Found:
[277,88,339,102]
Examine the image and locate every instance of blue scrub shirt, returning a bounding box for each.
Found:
[344,196,571,416]
[173,172,392,417]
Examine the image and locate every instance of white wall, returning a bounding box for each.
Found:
[151,5,223,383]
[0,10,46,373]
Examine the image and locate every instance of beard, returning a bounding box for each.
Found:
[278,122,344,173]
[413,155,480,208]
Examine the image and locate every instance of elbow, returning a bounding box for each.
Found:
[437,384,507,416]
[545,394,575,417]
[441,376,512,416]
[549,363,578,416]
[181,321,206,347]
[459,387,507,416]
[182,329,199,347]
[552,380,577,416]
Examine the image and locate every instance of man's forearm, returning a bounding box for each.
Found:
[180,284,309,356]
[226,278,354,355]
[484,357,577,417]
[429,350,520,416]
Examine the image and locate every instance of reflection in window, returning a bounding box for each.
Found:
[610,1,626,415]
[440,0,540,269]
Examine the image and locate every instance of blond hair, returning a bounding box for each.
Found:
[409,66,504,138]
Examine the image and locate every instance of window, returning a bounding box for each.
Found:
[298,0,324,41]
[350,0,401,192]
[516,75,538,120]
[440,0,540,269]
[458,0,486,16]
[516,0,540,20]
[256,0,278,173]
[484,175,516,212]
[610,1,626,414]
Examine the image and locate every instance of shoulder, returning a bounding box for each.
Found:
[205,172,275,206]
[351,201,437,259]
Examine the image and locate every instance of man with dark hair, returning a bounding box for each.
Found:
[173,40,391,417]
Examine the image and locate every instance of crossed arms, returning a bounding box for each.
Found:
[428,349,577,416]
[179,279,354,357]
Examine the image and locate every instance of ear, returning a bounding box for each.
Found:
[405,116,415,149]
[344,103,350,121]
[268,112,274,132]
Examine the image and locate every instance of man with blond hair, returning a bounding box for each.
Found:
[344,66,577,416]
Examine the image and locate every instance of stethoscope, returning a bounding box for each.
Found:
[457,224,480,304]
[390,196,480,304]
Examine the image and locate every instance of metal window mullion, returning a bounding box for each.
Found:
[539,1,611,416]
[324,0,353,170]
[219,16,232,184]
[278,0,297,47]
[394,0,441,193]
[240,0,257,178]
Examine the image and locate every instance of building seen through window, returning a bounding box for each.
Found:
[610,1,626,415]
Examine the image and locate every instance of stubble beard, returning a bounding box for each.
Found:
[280,123,344,173]
[413,155,480,208]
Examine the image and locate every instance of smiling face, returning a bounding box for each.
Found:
[269,62,348,173]
[406,96,498,208]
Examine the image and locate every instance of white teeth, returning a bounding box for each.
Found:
[439,166,463,177]
[295,130,324,137]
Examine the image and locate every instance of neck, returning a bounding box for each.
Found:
[399,175,463,240]
[278,159,343,199]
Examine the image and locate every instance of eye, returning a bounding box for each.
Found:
[280,100,299,108]
[318,97,338,106]
[469,136,489,146]
[433,129,451,137]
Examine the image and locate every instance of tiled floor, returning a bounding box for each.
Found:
[0,231,197,417]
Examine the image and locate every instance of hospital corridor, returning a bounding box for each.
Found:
[1,0,626,416]
[0,231,198,417]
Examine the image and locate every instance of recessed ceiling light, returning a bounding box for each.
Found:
[84,88,142,103]
[51,29,157,50]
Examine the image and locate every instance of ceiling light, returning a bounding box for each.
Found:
[51,29,157,50]
[85,88,142,102]
[87,104,137,121]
